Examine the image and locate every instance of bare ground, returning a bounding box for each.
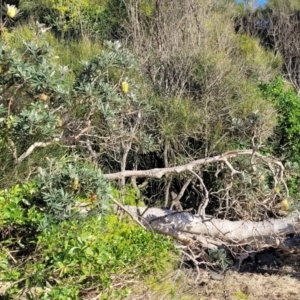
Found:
[126,270,300,300]
[126,251,300,300]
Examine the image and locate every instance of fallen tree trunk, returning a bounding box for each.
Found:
[106,148,299,253]
[125,206,300,250]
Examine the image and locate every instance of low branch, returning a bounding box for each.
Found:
[103,149,283,180]
[16,138,59,164]
[8,139,17,161]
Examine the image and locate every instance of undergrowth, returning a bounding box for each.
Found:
[0,181,178,299]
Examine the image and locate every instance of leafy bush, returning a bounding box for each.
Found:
[259,76,300,195]
[111,185,144,206]
[0,30,70,186]
[20,0,128,40]
[0,182,41,227]
[0,177,177,299]
[36,156,112,227]
[259,76,300,162]
[0,182,42,284]
[0,154,112,286]
[0,23,156,186]
[1,214,177,299]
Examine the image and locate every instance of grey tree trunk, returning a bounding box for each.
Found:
[125,206,300,250]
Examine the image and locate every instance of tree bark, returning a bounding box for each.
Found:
[126,206,300,250]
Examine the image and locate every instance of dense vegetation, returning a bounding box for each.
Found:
[1,0,300,298]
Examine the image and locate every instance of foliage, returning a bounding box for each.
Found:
[36,156,111,227]
[19,0,128,40]
[111,185,144,206]
[1,212,177,299]
[0,178,176,299]
[259,76,300,195]
[0,31,69,186]
[2,2,300,297]
[259,76,300,162]
[0,182,41,227]
[266,0,300,12]
[237,1,300,91]
[0,183,42,286]
[0,22,157,186]
[208,248,231,273]
[126,0,280,165]
[235,34,282,77]
[72,40,158,174]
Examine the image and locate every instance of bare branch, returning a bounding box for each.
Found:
[222,158,243,176]
[189,170,209,217]
[8,139,17,161]
[103,149,283,180]
[74,121,92,140]
[170,178,192,211]
[110,195,146,230]
[16,138,59,164]
[164,177,172,207]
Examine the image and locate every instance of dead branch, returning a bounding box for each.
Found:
[109,195,146,230]
[189,170,209,217]
[9,138,60,164]
[170,178,192,211]
[103,149,284,180]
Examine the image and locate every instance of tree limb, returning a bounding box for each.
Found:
[16,138,59,164]
[103,150,284,180]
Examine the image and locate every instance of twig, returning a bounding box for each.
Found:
[222,158,243,176]
[109,195,146,229]
[181,248,201,282]
[189,170,209,217]
[74,121,93,140]
[170,178,192,211]
[1,246,17,264]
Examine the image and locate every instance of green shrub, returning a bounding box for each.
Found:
[20,0,128,40]
[259,76,300,195]
[2,214,177,299]
[0,179,177,299]
[208,248,231,272]
[0,182,41,227]
[111,185,144,206]
[0,182,42,284]
[260,76,300,159]
[36,155,112,227]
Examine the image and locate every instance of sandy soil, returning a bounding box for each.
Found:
[127,252,300,300]
[196,271,300,300]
